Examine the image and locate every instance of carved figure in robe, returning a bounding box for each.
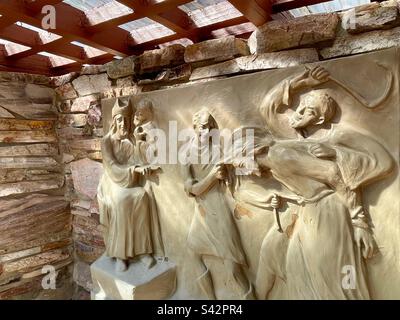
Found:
[97,98,164,272]
[251,67,394,299]
[182,108,254,300]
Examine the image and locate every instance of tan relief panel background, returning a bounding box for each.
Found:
[102,47,399,299]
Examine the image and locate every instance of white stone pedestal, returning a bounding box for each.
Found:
[90,255,176,300]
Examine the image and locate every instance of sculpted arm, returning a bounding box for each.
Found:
[259,67,330,138]
[102,136,140,187]
[331,130,394,189]
[312,130,394,259]
[183,164,225,197]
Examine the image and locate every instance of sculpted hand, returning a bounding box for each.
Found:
[135,165,152,176]
[290,66,330,92]
[354,227,376,259]
[212,163,226,180]
[232,158,246,168]
[135,132,147,141]
[232,158,261,176]
[267,193,280,209]
[309,143,336,159]
[302,66,330,88]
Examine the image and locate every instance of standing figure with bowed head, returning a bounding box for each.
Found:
[182,108,254,300]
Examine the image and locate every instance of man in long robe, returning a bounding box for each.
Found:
[254,67,393,299]
[182,108,254,300]
[97,98,164,272]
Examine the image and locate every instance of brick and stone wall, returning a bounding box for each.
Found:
[0,74,74,300]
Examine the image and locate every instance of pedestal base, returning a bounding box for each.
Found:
[90,255,176,300]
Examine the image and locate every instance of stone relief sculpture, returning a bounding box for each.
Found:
[97,98,164,272]
[94,48,398,300]
[182,108,254,300]
[246,66,394,299]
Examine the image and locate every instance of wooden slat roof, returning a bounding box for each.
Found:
[0,0,368,76]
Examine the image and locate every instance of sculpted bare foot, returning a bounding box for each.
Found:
[115,258,128,272]
[140,254,156,269]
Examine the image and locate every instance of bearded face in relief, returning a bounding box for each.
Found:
[110,98,132,140]
[289,91,337,129]
[114,114,130,140]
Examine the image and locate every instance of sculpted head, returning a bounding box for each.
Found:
[134,98,154,126]
[192,108,218,139]
[111,98,131,140]
[289,91,337,129]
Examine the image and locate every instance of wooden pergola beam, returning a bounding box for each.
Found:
[0,51,113,77]
[86,53,115,66]
[51,53,115,76]
[0,25,88,62]
[195,16,252,41]
[0,0,338,76]
[89,0,193,32]
[0,50,92,77]
[272,0,331,12]
[0,1,134,57]
[0,23,114,65]
[24,0,65,13]
[0,15,17,30]
[209,22,256,39]
[50,64,83,76]
[8,38,85,62]
[228,0,272,26]
[149,8,194,34]
[0,23,39,48]
[130,16,249,52]
[0,50,52,75]
[119,0,194,34]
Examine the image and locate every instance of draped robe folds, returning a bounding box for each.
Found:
[184,137,247,265]
[253,77,393,299]
[97,133,164,260]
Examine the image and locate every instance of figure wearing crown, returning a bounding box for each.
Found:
[97,98,164,272]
